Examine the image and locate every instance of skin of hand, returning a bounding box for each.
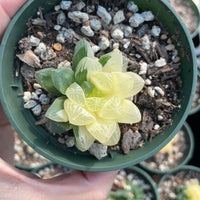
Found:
[0,1,118,199]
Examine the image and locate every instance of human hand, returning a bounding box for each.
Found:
[0,1,117,199]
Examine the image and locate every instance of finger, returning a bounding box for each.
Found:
[0,0,27,40]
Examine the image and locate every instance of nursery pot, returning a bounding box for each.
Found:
[139,122,194,175]
[125,166,159,200]
[0,0,197,171]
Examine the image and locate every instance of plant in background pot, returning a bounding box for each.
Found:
[108,166,158,200]
[0,0,197,171]
[139,122,194,174]
[158,165,200,200]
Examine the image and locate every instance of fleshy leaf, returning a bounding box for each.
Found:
[86,119,116,144]
[86,97,105,112]
[87,87,104,98]
[99,54,112,66]
[98,96,121,120]
[45,119,71,134]
[75,57,102,84]
[89,72,112,94]
[73,125,95,152]
[117,99,141,123]
[64,99,96,126]
[101,51,123,72]
[122,56,128,72]
[45,97,68,122]
[35,68,61,95]
[65,82,85,106]
[73,39,94,70]
[51,68,75,95]
[81,81,95,96]
[103,124,120,146]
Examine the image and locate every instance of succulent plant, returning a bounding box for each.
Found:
[108,180,145,200]
[35,39,144,152]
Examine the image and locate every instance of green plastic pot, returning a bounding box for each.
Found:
[0,0,197,171]
[139,122,194,174]
[121,166,159,200]
[158,165,200,199]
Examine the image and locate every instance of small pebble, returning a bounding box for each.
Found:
[90,19,102,31]
[160,34,168,40]
[57,12,66,25]
[111,28,124,40]
[54,5,61,11]
[97,6,112,25]
[53,43,62,51]
[72,1,85,11]
[145,79,151,85]
[40,48,56,61]
[58,60,71,68]
[92,45,100,53]
[87,5,95,13]
[155,86,165,96]
[129,13,144,28]
[123,25,133,37]
[147,87,155,97]
[39,94,50,105]
[165,44,175,51]
[113,10,125,24]
[31,104,42,116]
[158,115,164,121]
[151,25,161,37]
[154,124,160,130]
[68,11,89,23]
[113,42,120,49]
[139,62,148,75]
[24,100,37,109]
[155,58,167,67]
[127,1,138,13]
[35,89,43,95]
[23,91,31,103]
[60,1,72,10]
[123,40,130,49]
[33,83,42,89]
[58,137,65,144]
[31,92,38,100]
[63,29,74,43]
[34,42,47,55]
[54,25,61,31]
[66,137,75,147]
[56,33,65,44]
[137,24,149,37]
[29,35,40,47]
[98,36,110,50]
[141,11,154,21]
[89,143,108,160]
[81,26,94,37]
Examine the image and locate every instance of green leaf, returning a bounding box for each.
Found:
[73,39,94,70]
[51,68,75,95]
[45,97,68,122]
[45,119,71,134]
[75,57,102,84]
[35,68,61,95]
[99,54,111,66]
[73,125,95,152]
[81,81,95,95]
[101,51,123,72]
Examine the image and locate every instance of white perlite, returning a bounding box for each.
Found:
[155,86,165,96]
[141,11,154,21]
[151,25,161,37]
[139,62,148,75]
[90,19,102,31]
[158,115,164,121]
[147,87,155,97]
[81,26,94,37]
[58,60,71,68]
[24,100,37,109]
[31,104,42,116]
[56,33,65,44]
[68,11,89,23]
[155,58,166,67]
[97,6,112,25]
[113,10,125,24]
[29,35,40,47]
[34,42,47,55]
[60,1,72,10]
[92,45,100,53]
[89,143,108,160]
[57,12,66,25]
[127,1,138,13]
[98,36,110,50]
[129,13,144,27]
[154,124,160,130]
[23,91,31,103]
[111,28,124,40]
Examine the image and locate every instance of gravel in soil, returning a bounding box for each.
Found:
[141,129,187,172]
[158,169,200,200]
[16,0,183,158]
